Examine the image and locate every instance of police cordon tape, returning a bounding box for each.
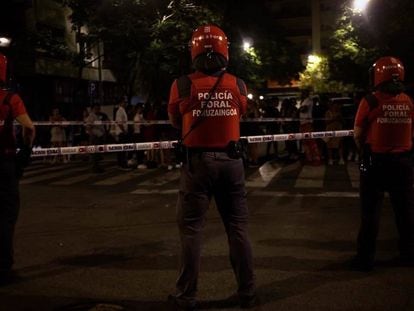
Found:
[3,116,355,127]
[30,129,354,158]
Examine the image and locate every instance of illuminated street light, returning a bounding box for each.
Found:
[259,95,264,100]
[307,54,322,65]
[0,37,12,48]
[353,0,370,13]
[243,41,252,52]
[247,93,253,100]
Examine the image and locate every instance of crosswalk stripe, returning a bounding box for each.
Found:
[20,160,362,194]
[130,164,280,194]
[23,164,71,177]
[130,189,178,195]
[139,170,180,186]
[129,189,359,197]
[24,162,49,171]
[245,162,281,188]
[51,173,96,185]
[294,164,325,188]
[92,169,150,186]
[20,166,88,184]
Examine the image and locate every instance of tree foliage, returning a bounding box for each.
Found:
[328,0,414,90]
[197,0,303,89]
[299,55,354,94]
[54,0,221,101]
[54,0,303,101]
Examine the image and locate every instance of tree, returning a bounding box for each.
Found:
[55,0,304,102]
[55,0,222,102]
[299,54,354,94]
[328,0,414,90]
[195,0,303,89]
[135,0,221,101]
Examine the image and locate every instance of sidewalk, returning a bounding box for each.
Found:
[0,174,413,311]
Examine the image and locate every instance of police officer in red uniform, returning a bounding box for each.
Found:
[353,56,414,271]
[168,25,256,309]
[0,53,35,284]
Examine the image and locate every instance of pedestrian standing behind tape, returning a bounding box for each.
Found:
[167,24,256,310]
[352,56,414,271]
[49,107,68,163]
[114,98,129,170]
[280,98,299,160]
[299,89,321,165]
[0,52,35,285]
[132,103,146,168]
[86,104,108,173]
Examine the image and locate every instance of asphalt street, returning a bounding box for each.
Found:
[0,157,413,311]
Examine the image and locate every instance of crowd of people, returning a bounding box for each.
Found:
[37,98,181,172]
[240,91,359,167]
[32,90,361,171]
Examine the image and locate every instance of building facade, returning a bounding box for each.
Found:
[0,0,122,121]
[266,0,344,92]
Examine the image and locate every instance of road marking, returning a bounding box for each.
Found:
[129,189,359,197]
[51,173,95,185]
[130,189,178,195]
[23,164,70,177]
[20,166,88,184]
[245,162,281,188]
[92,169,150,185]
[294,164,325,188]
[139,170,180,186]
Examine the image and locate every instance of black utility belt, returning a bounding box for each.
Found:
[174,139,247,163]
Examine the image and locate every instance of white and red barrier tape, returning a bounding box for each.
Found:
[30,129,354,157]
[1,116,354,127]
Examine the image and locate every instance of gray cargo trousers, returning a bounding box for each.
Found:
[174,151,255,304]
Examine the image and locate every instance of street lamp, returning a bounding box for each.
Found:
[243,41,252,52]
[307,54,322,65]
[0,37,12,48]
[353,0,370,13]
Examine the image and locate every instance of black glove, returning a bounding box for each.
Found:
[16,145,33,179]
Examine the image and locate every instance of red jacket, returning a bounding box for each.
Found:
[0,90,27,156]
[354,91,414,153]
[168,71,247,148]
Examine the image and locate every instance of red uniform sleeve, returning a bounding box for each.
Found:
[168,80,181,116]
[11,94,27,118]
[354,98,369,128]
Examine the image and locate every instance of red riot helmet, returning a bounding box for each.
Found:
[0,52,6,83]
[189,25,229,62]
[372,56,405,88]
